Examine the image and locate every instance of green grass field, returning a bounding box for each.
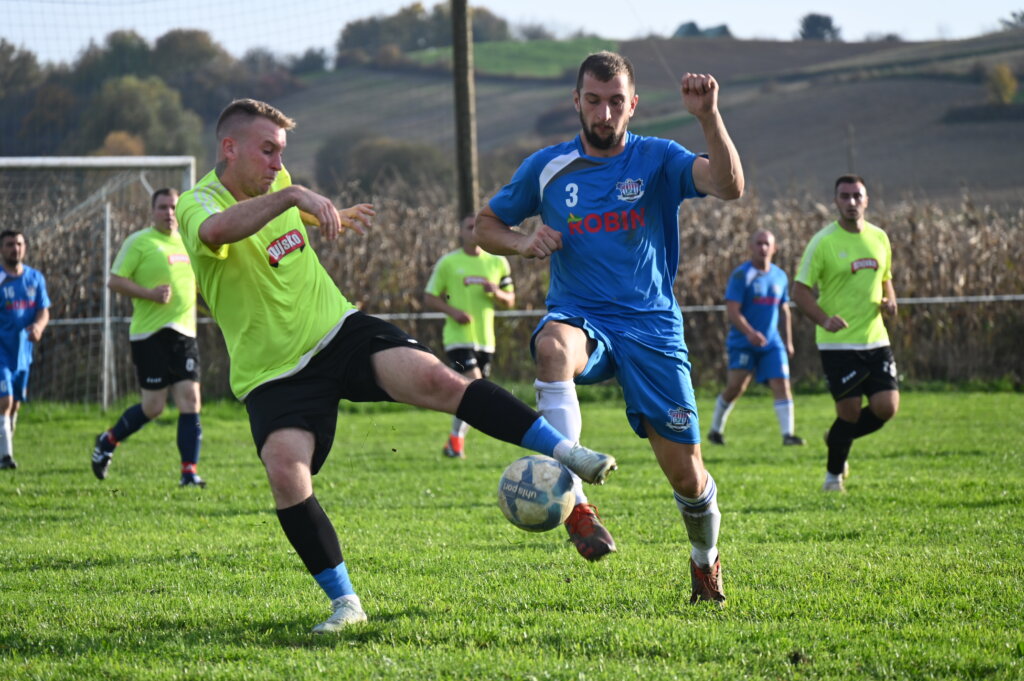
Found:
[1,391,1022,680]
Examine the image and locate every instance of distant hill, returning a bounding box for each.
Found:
[269,31,1024,206]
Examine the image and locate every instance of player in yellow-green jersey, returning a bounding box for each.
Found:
[90,188,205,488]
[174,98,616,635]
[424,215,515,458]
[793,174,900,493]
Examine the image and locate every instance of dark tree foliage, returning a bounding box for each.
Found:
[799,13,842,41]
[336,2,510,55]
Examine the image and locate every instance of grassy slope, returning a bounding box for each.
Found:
[270,32,1024,204]
[1,393,1022,680]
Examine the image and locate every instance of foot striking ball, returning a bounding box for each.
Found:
[497,455,575,532]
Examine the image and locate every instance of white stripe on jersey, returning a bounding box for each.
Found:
[538,151,580,202]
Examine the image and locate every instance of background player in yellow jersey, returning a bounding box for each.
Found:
[424,215,515,458]
[175,99,615,634]
[91,188,205,487]
[792,174,899,492]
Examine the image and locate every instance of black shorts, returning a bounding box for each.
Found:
[820,347,899,401]
[445,348,493,378]
[130,328,200,390]
[244,312,433,475]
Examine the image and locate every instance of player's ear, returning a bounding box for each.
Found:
[220,136,236,161]
[572,88,580,112]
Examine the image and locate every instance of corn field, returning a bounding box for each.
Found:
[4,171,1021,401]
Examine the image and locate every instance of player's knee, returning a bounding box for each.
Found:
[142,403,165,420]
[417,362,468,403]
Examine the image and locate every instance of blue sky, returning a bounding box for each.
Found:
[1,0,1018,64]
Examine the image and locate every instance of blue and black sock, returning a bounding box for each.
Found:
[276,495,352,600]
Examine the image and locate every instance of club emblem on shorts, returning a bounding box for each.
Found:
[267,230,306,267]
[615,178,645,202]
[665,407,691,433]
[850,258,879,273]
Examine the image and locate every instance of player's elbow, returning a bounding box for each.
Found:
[718,175,744,200]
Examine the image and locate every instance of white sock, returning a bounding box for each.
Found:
[674,473,721,567]
[710,394,735,433]
[0,414,11,458]
[774,399,795,437]
[536,379,587,505]
[450,417,470,439]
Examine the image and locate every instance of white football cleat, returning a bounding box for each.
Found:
[312,595,367,633]
[556,443,617,485]
[822,473,845,492]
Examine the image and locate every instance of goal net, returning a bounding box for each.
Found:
[0,156,195,408]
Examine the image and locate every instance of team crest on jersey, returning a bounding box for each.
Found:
[850,258,879,273]
[665,407,692,433]
[615,178,645,202]
[267,230,305,267]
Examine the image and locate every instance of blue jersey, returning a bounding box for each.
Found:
[489,132,702,345]
[724,261,789,350]
[0,266,50,371]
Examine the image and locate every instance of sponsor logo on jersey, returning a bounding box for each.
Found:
[752,295,782,306]
[615,177,645,202]
[567,208,646,235]
[665,407,692,433]
[850,258,879,273]
[463,276,489,286]
[4,300,37,311]
[168,253,191,265]
[267,230,305,267]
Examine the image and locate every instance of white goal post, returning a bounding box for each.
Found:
[0,156,195,408]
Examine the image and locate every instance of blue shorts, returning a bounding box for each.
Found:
[532,311,700,444]
[727,342,790,383]
[0,367,30,402]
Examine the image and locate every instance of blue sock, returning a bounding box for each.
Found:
[177,413,202,465]
[313,562,356,600]
[520,417,566,457]
[108,404,150,446]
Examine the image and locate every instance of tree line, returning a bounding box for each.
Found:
[0,2,520,161]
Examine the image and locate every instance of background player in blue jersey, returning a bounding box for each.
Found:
[0,230,50,470]
[708,230,806,447]
[476,51,743,604]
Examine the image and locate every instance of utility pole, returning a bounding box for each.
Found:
[451,0,479,220]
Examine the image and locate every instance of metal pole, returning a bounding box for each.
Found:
[452,0,479,220]
[102,201,111,410]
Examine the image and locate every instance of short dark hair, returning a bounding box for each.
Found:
[576,51,635,92]
[215,98,295,139]
[151,187,179,208]
[0,230,24,246]
[835,174,867,193]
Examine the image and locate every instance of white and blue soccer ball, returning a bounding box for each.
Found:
[497,455,575,532]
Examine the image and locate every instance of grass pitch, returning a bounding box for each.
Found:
[1,391,1021,680]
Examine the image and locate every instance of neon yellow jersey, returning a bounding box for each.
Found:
[794,221,893,350]
[176,166,356,399]
[425,249,513,352]
[111,227,197,340]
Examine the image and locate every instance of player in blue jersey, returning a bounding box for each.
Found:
[0,230,51,470]
[708,230,806,447]
[476,51,743,604]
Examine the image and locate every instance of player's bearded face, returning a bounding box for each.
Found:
[579,109,626,150]
[576,73,636,152]
[1,237,25,267]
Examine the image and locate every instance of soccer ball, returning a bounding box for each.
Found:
[497,455,575,532]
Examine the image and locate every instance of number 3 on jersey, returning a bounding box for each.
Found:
[565,183,578,207]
